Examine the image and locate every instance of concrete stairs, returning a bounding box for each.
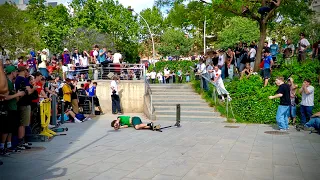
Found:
[150,84,226,122]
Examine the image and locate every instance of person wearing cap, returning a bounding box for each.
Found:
[0,66,25,155]
[263,49,273,87]
[270,39,279,63]
[61,48,71,81]
[15,66,37,150]
[38,49,49,78]
[26,54,37,75]
[297,33,310,62]
[62,78,73,110]
[17,56,27,68]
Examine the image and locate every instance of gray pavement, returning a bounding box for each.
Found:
[0,113,319,180]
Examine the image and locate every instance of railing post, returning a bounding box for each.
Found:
[91,96,95,115]
[176,104,181,124]
[150,94,153,114]
[61,100,65,124]
[212,87,217,105]
[51,95,57,126]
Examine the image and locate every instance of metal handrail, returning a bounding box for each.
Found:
[145,78,154,115]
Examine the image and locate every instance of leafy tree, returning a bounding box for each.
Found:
[217,17,260,48]
[157,0,313,70]
[0,3,42,54]
[158,28,193,58]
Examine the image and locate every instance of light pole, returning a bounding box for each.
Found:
[128,7,156,64]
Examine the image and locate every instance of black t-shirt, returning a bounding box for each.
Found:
[234,47,243,58]
[70,84,78,100]
[276,83,291,106]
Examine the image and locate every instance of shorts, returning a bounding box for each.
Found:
[263,68,271,79]
[290,105,296,118]
[19,105,31,126]
[0,110,19,133]
[132,117,142,129]
[93,97,100,107]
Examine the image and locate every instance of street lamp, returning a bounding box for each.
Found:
[128,7,156,64]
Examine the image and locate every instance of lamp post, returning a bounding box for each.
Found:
[128,7,156,64]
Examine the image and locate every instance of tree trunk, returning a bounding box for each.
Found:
[254,20,267,72]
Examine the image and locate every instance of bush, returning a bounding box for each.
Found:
[193,60,320,124]
[154,59,320,124]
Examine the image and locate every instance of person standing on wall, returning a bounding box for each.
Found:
[111,76,122,115]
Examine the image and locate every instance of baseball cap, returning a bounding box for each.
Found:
[5,65,17,74]
[63,48,68,52]
[42,49,47,53]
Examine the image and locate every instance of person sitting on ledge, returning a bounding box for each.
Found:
[111,116,159,130]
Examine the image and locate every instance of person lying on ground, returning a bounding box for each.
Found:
[111,116,159,130]
[58,109,92,123]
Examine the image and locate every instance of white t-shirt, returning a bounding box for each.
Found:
[157,72,163,80]
[38,54,47,68]
[110,80,118,95]
[213,69,223,84]
[150,71,156,79]
[93,50,99,64]
[113,53,122,64]
[218,54,225,66]
[301,86,314,106]
[81,56,89,67]
[249,48,256,59]
[146,73,151,80]
[298,38,310,52]
[200,63,206,74]
[164,69,170,76]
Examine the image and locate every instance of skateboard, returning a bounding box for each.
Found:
[296,125,319,134]
[154,121,181,132]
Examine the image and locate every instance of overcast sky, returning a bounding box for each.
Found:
[49,0,155,13]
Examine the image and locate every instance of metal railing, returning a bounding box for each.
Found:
[62,63,145,80]
[144,78,155,119]
[190,66,235,119]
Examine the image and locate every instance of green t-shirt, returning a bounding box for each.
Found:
[7,78,17,110]
[119,116,131,126]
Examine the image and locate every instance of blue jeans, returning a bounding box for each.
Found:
[39,68,49,78]
[221,65,225,79]
[276,105,290,130]
[290,105,296,118]
[300,105,313,125]
[202,74,209,91]
[305,117,320,130]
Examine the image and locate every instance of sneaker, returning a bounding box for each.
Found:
[149,122,154,130]
[118,113,123,115]
[23,144,31,150]
[0,148,10,156]
[16,145,26,150]
[303,127,315,131]
[74,119,82,123]
[279,129,287,132]
[153,124,161,131]
[7,147,21,153]
[23,142,32,146]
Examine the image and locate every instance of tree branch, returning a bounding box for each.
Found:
[218,4,260,22]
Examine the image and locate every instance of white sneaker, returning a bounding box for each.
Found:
[74,119,82,123]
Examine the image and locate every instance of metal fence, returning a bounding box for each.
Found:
[63,63,145,80]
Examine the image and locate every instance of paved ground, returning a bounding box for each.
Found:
[0,113,320,180]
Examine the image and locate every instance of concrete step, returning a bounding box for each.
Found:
[150,86,192,90]
[152,89,195,92]
[152,92,199,95]
[153,102,208,106]
[154,106,214,111]
[152,95,200,99]
[152,99,206,103]
[156,115,226,122]
[156,111,220,116]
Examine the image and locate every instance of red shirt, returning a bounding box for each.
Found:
[18,62,27,68]
[84,83,90,91]
[32,81,43,103]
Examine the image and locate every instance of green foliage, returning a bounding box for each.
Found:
[0,3,43,54]
[192,60,320,124]
[158,29,194,57]
[150,60,196,74]
[216,17,259,48]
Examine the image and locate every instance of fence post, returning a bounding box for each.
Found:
[212,87,217,105]
[61,100,65,124]
[51,95,57,126]
[176,104,180,123]
[91,96,95,115]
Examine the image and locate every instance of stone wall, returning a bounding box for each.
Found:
[81,80,145,113]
